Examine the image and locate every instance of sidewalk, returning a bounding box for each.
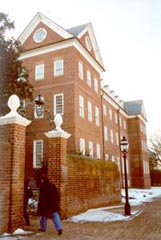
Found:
[2,197,161,240]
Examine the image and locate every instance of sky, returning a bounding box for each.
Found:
[2,187,161,238]
[1,0,161,139]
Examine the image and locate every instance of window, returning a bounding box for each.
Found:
[143,160,150,174]
[85,36,92,51]
[116,132,119,145]
[96,144,101,159]
[88,141,94,157]
[35,64,44,80]
[79,95,84,118]
[33,28,47,43]
[54,59,64,76]
[104,126,108,141]
[78,62,83,80]
[54,93,64,115]
[95,107,99,126]
[103,104,107,116]
[87,70,91,86]
[80,138,85,155]
[33,140,43,168]
[88,101,92,122]
[115,113,118,124]
[94,78,98,92]
[119,117,122,127]
[110,129,114,144]
[109,109,113,120]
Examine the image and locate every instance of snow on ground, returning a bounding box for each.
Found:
[1,187,161,239]
[68,187,161,223]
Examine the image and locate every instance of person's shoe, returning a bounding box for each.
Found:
[38,228,46,232]
[57,229,62,235]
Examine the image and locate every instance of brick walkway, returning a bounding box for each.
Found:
[2,197,161,240]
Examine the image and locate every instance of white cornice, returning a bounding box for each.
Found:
[0,115,31,127]
[45,129,71,139]
[19,38,104,73]
[127,114,147,123]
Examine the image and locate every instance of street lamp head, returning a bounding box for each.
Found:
[34,94,45,106]
[34,95,45,118]
[120,136,129,153]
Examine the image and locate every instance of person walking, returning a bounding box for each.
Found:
[23,177,33,226]
[38,174,63,235]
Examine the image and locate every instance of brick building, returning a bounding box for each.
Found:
[18,12,151,188]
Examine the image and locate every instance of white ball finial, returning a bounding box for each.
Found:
[8,94,20,112]
[54,114,63,131]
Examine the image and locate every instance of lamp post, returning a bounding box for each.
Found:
[120,136,131,216]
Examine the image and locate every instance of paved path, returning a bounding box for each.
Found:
[2,197,161,240]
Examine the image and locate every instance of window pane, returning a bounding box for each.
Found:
[78,62,83,80]
[54,60,64,76]
[33,140,43,168]
[79,95,84,118]
[80,138,85,155]
[35,64,44,80]
[54,94,64,115]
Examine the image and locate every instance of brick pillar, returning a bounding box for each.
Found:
[0,95,31,234]
[45,114,71,217]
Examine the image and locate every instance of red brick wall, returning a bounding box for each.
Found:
[0,123,26,234]
[127,117,151,188]
[45,133,121,219]
[61,155,121,218]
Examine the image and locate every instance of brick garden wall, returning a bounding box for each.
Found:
[61,155,121,219]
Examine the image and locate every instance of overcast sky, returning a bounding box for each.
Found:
[1,0,161,139]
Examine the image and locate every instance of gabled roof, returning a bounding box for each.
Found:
[18,12,104,68]
[18,12,73,44]
[67,23,104,67]
[124,100,147,120]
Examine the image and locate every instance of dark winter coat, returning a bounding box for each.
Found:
[38,181,60,216]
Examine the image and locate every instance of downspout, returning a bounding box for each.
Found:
[117,108,124,187]
[8,139,14,233]
[135,115,143,188]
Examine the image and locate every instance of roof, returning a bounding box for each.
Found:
[124,100,147,120]
[18,12,104,69]
[67,23,89,36]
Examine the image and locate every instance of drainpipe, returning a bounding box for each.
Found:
[117,108,124,187]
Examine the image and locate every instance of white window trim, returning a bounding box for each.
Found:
[87,70,91,86]
[33,140,43,168]
[95,107,99,126]
[103,104,107,116]
[79,95,84,118]
[109,109,113,120]
[78,62,83,80]
[88,141,94,157]
[35,64,44,80]
[94,78,98,92]
[88,101,92,122]
[80,138,85,155]
[54,59,64,76]
[110,129,114,144]
[104,126,108,141]
[54,93,64,115]
[96,144,101,159]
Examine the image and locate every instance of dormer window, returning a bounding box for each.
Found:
[85,36,92,51]
[33,28,47,43]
